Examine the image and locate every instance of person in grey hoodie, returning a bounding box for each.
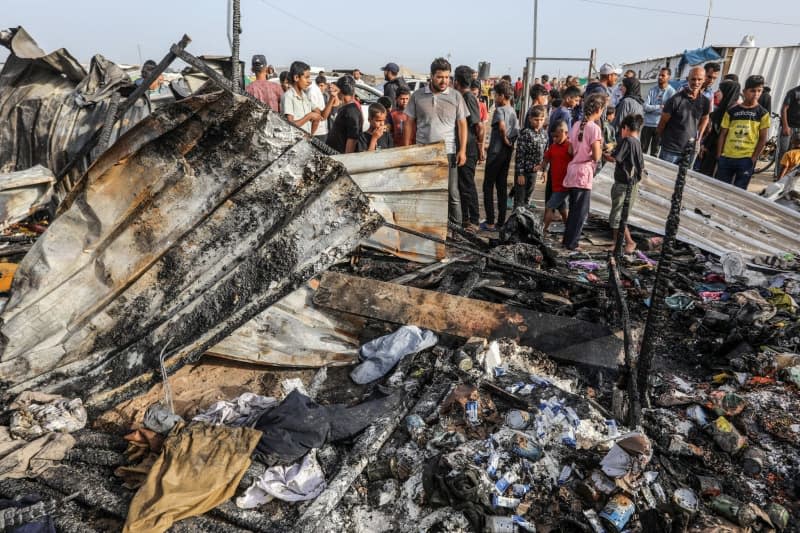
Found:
[641,67,676,156]
[612,76,644,136]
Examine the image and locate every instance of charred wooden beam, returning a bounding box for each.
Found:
[314,272,623,369]
[637,141,696,408]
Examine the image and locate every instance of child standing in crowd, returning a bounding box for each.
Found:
[391,87,411,147]
[542,121,572,234]
[563,93,607,251]
[514,105,548,208]
[604,114,644,254]
[357,103,394,152]
[778,132,800,178]
[715,75,770,190]
[548,86,580,141]
[603,106,617,152]
[481,81,519,231]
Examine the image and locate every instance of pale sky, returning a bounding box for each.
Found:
[4,0,800,79]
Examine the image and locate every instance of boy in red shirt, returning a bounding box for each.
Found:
[542,120,572,234]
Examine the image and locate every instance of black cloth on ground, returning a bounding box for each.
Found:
[253,388,402,465]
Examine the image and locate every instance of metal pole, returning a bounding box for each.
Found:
[702,0,713,47]
[637,140,696,407]
[231,0,242,90]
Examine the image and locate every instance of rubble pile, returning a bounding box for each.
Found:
[0,25,799,533]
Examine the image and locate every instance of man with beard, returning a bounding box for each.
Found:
[404,58,468,228]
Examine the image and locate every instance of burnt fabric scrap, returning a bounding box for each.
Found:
[0,427,75,480]
[254,389,402,465]
[236,450,326,508]
[191,392,277,427]
[8,392,86,440]
[0,494,56,533]
[350,325,438,384]
[123,423,262,533]
[422,454,493,532]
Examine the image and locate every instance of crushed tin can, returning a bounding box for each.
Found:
[505,409,531,430]
[605,419,620,438]
[494,472,518,494]
[486,451,500,478]
[511,436,543,462]
[599,493,635,532]
[453,350,473,371]
[492,494,521,509]
[709,416,747,454]
[511,483,530,498]
[672,488,699,514]
[557,465,572,486]
[709,495,757,527]
[583,509,606,533]
[766,502,789,531]
[564,406,581,428]
[485,516,514,533]
[741,446,766,476]
[685,404,709,426]
[694,475,722,497]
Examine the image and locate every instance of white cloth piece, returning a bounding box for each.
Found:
[236,450,326,508]
[350,326,438,384]
[192,392,276,427]
[9,394,86,440]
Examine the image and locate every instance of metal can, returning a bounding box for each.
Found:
[485,516,515,533]
[557,465,572,486]
[672,488,699,514]
[709,495,757,527]
[766,502,790,531]
[605,419,620,438]
[492,494,521,509]
[512,439,543,462]
[694,475,722,497]
[365,457,397,482]
[599,493,635,532]
[466,400,480,426]
[511,483,530,498]
[583,509,606,533]
[452,350,473,371]
[741,447,766,476]
[709,416,747,454]
[505,409,531,429]
[494,472,518,494]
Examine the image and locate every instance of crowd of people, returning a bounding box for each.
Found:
[237,52,800,251]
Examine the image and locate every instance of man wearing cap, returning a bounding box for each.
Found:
[404,57,468,228]
[381,62,407,105]
[611,69,635,107]
[586,63,620,99]
[246,54,284,112]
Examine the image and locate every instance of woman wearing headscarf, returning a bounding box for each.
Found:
[612,77,644,135]
[698,79,740,176]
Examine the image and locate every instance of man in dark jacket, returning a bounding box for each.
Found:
[381,62,407,105]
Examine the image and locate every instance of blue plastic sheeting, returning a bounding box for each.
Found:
[677,47,722,76]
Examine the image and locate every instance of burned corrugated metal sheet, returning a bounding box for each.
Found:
[0,90,381,410]
[592,156,800,258]
[0,165,54,230]
[206,283,364,367]
[0,26,148,191]
[333,144,448,263]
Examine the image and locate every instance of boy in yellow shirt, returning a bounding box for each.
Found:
[716,75,770,189]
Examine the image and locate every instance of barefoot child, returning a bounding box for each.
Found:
[604,113,644,253]
[542,121,572,234]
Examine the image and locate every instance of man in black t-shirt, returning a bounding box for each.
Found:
[657,66,710,165]
[453,65,483,230]
[776,84,800,177]
[381,62,407,106]
[326,76,363,153]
